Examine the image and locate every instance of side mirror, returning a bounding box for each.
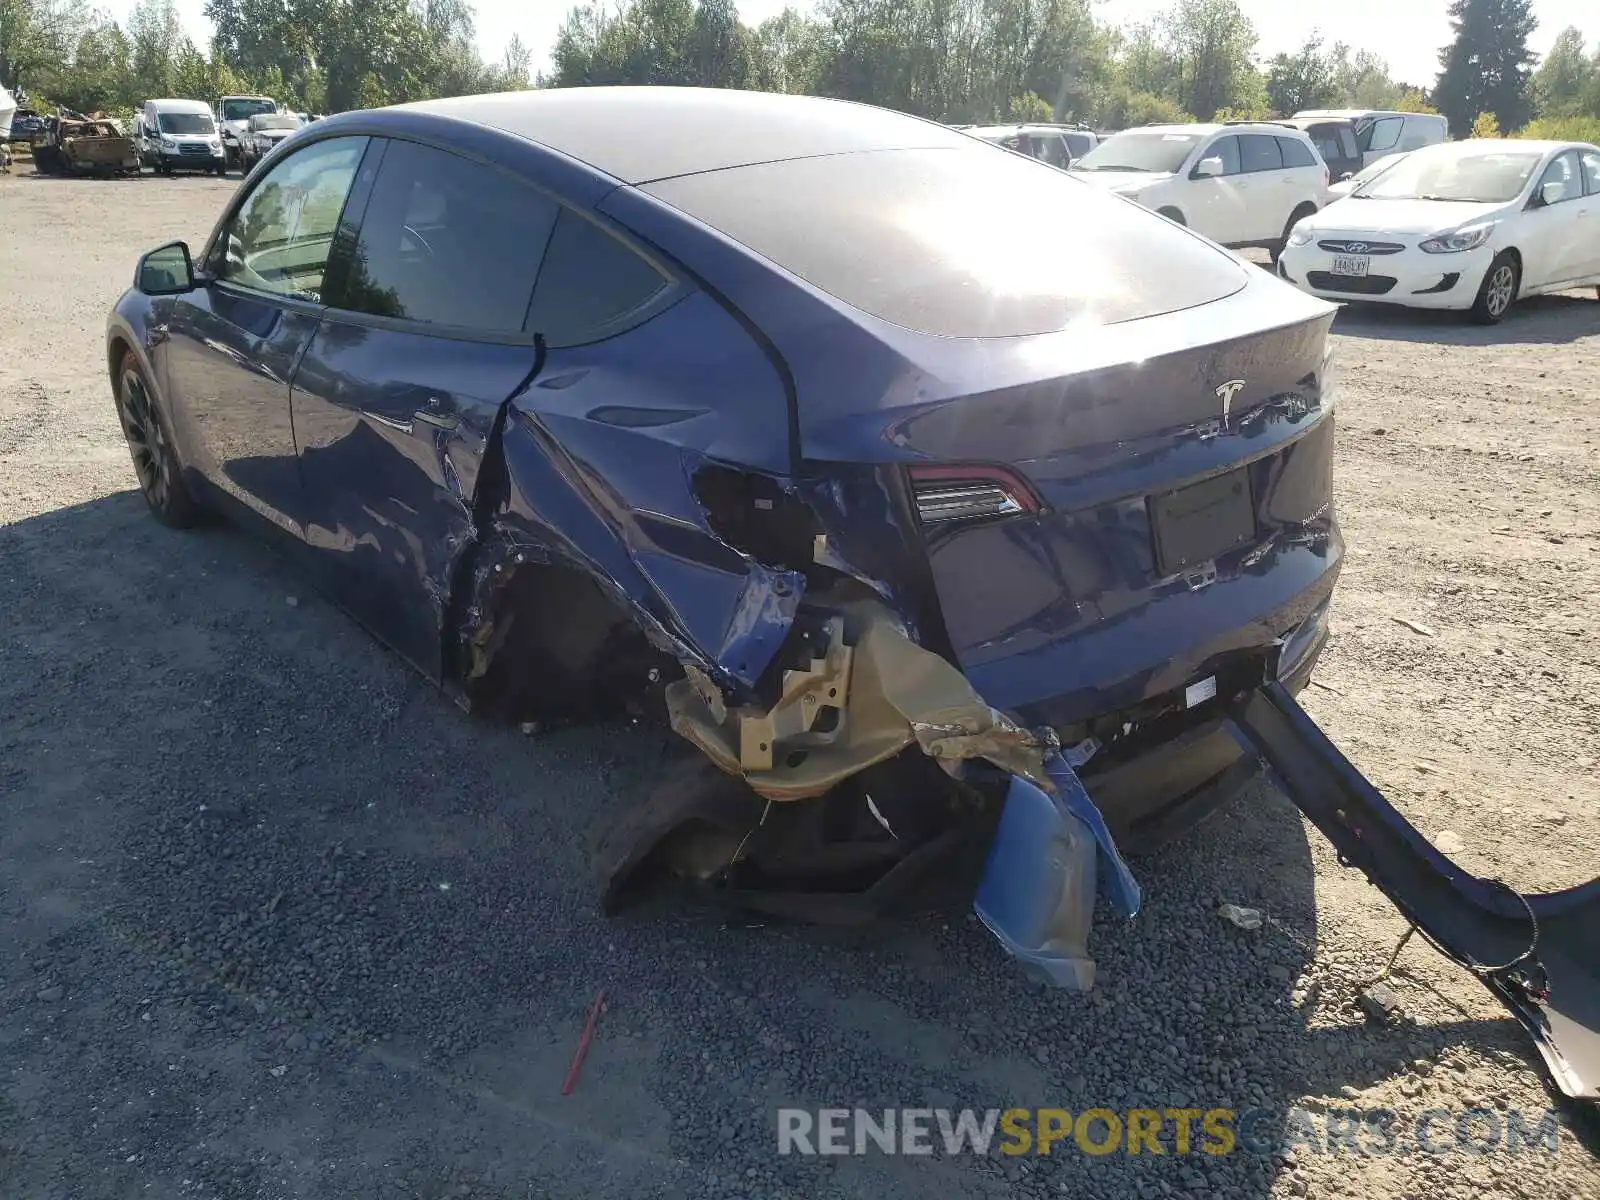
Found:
[136,240,196,296]
[1538,181,1564,208]
[1192,156,1224,179]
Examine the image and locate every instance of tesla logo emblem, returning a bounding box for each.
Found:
[1216,379,1246,430]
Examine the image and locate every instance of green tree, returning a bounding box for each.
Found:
[1007,89,1052,121]
[1264,32,1336,115]
[1469,110,1500,136]
[1433,0,1538,137]
[751,7,826,94]
[1161,0,1258,120]
[1,0,90,94]
[1531,27,1595,119]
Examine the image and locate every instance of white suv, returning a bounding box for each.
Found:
[1070,123,1330,256]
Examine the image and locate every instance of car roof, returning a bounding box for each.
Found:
[392,87,974,185]
[1127,123,1223,135]
[1426,137,1571,154]
[146,98,212,113]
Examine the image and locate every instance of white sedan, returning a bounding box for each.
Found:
[1278,139,1600,323]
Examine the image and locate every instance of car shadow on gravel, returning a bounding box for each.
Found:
[0,492,1565,1199]
[1332,292,1600,345]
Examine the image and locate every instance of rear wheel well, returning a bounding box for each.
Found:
[1157,206,1186,225]
[457,554,676,727]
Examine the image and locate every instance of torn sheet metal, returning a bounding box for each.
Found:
[666,602,1049,802]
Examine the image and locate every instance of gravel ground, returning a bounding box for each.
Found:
[1,171,1597,1200]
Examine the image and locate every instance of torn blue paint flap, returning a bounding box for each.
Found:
[1044,752,1142,919]
[974,759,1140,990]
[628,550,804,689]
[974,774,1100,990]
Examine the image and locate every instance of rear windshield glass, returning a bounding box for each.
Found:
[158,113,213,135]
[1356,146,1543,203]
[1074,131,1200,174]
[645,146,1246,338]
[223,98,276,122]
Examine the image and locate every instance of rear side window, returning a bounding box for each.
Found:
[525,209,669,345]
[1239,134,1283,173]
[1278,137,1316,168]
[1338,127,1359,159]
[336,139,557,332]
[1064,133,1093,158]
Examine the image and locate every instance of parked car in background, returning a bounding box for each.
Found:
[32,115,140,176]
[10,107,46,143]
[1326,150,1411,199]
[1070,122,1329,257]
[242,112,302,168]
[1291,109,1447,170]
[217,94,278,169]
[960,123,1096,168]
[1279,139,1600,323]
[139,99,226,174]
[1273,116,1362,182]
[106,87,1341,907]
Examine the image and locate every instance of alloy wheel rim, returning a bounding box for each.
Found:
[1488,266,1514,316]
[118,371,169,508]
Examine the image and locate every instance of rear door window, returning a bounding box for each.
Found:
[1582,149,1600,196]
[1277,137,1316,168]
[525,209,670,345]
[1338,126,1360,159]
[336,139,557,332]
[1239,134,1283,173]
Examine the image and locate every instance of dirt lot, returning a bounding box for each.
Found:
[1,172,1597,1200]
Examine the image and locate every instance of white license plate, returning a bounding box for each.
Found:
[1330,254,1370,277]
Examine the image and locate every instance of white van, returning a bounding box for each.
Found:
[139,99,226,175]
[1291,109,1448,169]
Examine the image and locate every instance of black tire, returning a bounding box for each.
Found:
[114,356,200,528]
[1469,253,1519,325]
[1272,203,1318,263]
[1157,206,1186,226]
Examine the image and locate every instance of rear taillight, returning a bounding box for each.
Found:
[907,464,1042,525]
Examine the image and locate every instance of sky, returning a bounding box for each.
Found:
[108,0,1600,91]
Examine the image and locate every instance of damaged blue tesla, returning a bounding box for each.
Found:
[104,90,1600,1100]
[106,85,1340,917]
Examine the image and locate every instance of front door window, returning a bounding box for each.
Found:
[213,136,368,303]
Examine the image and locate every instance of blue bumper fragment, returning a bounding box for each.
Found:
[975,753,1141,990]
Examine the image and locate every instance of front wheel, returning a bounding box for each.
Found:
[115,358,200,528]
[1469,253,1519,325]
